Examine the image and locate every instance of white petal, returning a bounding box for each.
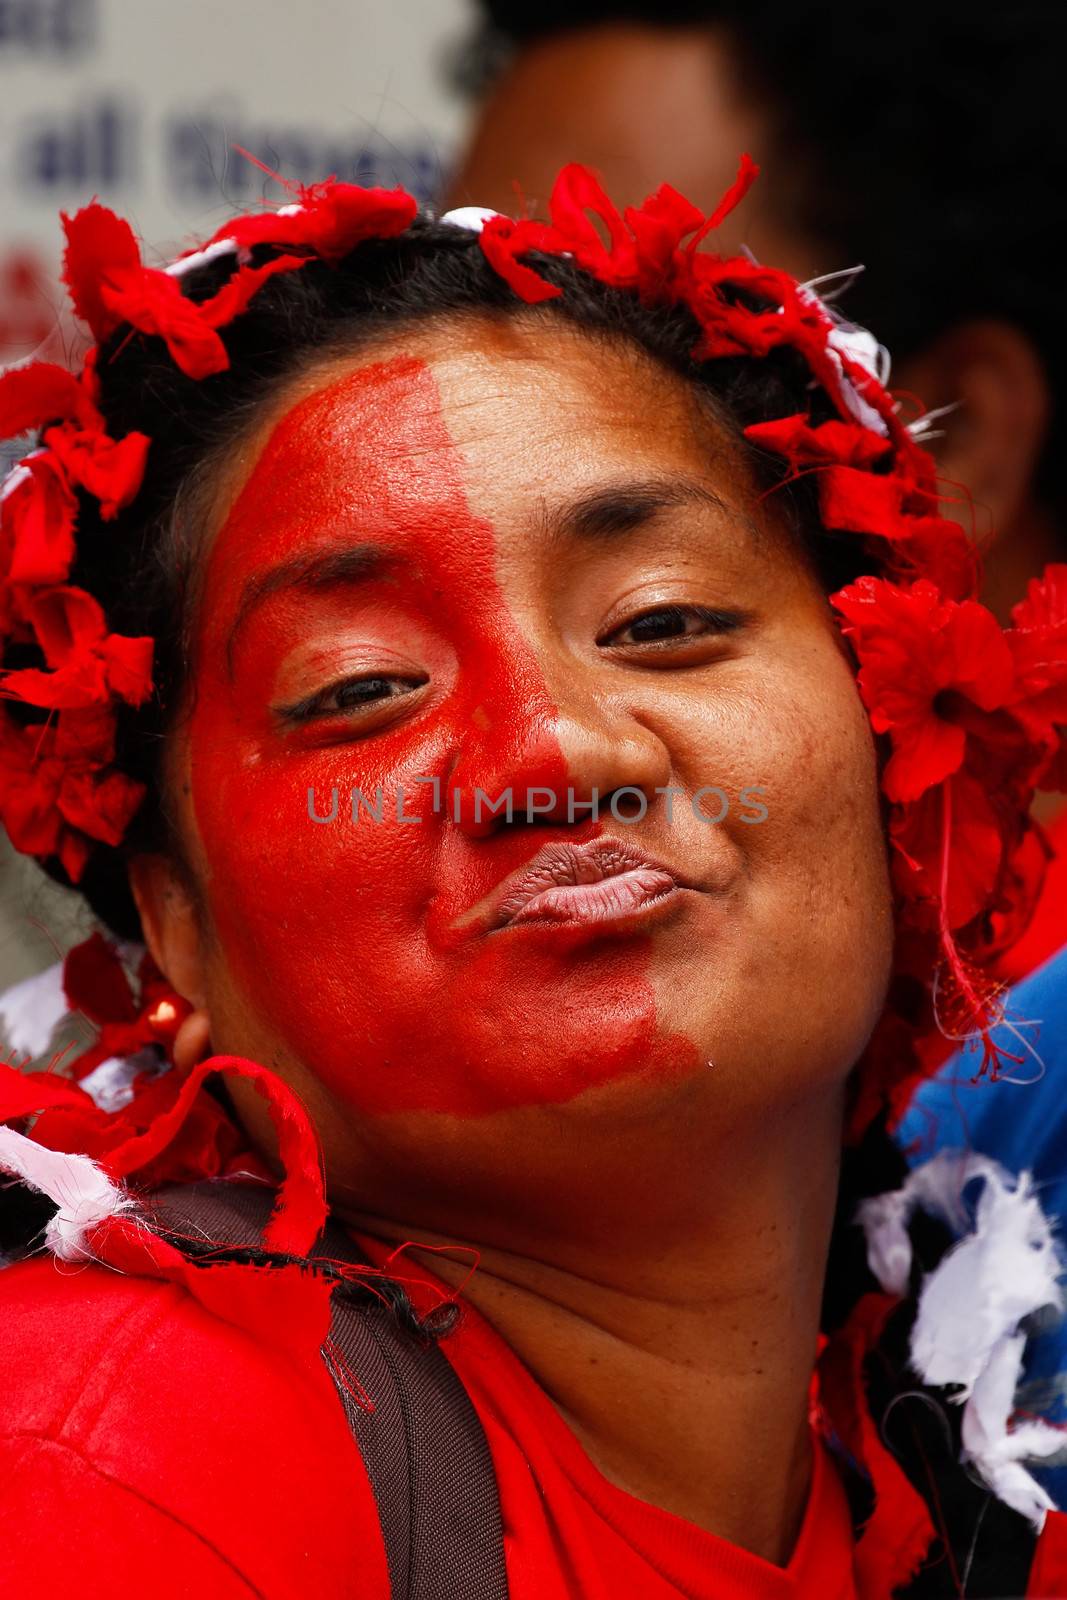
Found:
[0,1125,134,1262]
[164,237,238,278]
[438,206,502,235]
[0,960,68,1059]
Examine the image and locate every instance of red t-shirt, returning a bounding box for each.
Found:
[0,1225,1063,1599]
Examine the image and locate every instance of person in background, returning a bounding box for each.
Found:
[449,1,1064,626]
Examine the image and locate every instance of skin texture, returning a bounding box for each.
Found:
[134,318,895,1562]
[448,22,1058,623]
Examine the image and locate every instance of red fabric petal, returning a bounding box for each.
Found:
[883,714,966,803]
[27,585,107,663]
[820,465,903,538]
[58,765,145,847]
[44,424,150,519]
[0,663,111,710]
[889,516,980,603]
[686,153,760,251]
[623,184,705,296]
[103,632,154,705]
[2,587,154,710]
[0,721,64,860]
[2,455,78,585]
[63,930,137,1025]
[61,203,142,343]
[890,771,1005,930]
[0,1059,103,1123]
[0,362,101,441]
[0,707,129,879]
[51,703,117,763]
[1011,562,1067,632]
[198,252,308,328]
[210,183,417,264]
[548,164,635,280]
[98,268,230,380]
[744,414,892,470]
[818,1293,937,1595]
[56,826,93,884]
[103,1055,327,1256]
[478,215,565,304]
[1007,563,1067,726]
[833,578,1016,804]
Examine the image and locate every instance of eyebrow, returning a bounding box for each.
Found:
[549,476,764,548]
[228,543,391,673]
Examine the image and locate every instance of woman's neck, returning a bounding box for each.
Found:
[333,1092,843,1566]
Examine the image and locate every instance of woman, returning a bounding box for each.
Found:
[0,160,1065,1598]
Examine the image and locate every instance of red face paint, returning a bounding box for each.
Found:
[188,356,696,1117]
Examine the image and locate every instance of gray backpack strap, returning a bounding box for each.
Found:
[146,1180,508,1600]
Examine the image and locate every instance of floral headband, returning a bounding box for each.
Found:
[0,158,1064,1130]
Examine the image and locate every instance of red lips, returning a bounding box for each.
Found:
[484,836,688,931]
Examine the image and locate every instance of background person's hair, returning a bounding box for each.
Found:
[459,0,1067,539]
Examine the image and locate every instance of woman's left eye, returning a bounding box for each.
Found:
[275,673,427,724]
[598,604,746,649]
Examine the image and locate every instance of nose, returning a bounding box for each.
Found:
[447,668,673,839]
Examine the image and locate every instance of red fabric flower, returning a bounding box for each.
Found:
[744,413,892,471]
[477,155,758,309]
[57,931,191,1082]
[886,516,980,604]
[478,215,566,304]
[43,422,149,519]
[62,203,315,380]
[61,202,143,345]
[1005,565,1067,761]
[0,706,144,881]
[833,577,1015,803]
[0,361,101,441]
[1,453,78,585]
[1,585,153,710]
[97,268,233,379]
[820,465,903,539]
[205,180,417,264]
[889,769,1006,930]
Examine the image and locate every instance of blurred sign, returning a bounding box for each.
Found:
[0,0,469,362]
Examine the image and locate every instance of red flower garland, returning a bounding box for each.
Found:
[0,157,1063,1134]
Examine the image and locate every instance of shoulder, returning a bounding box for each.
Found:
[0,1254,391,1600]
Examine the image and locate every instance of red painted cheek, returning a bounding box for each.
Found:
[189,356,697,1116]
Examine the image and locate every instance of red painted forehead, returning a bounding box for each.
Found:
[206,354,496,622]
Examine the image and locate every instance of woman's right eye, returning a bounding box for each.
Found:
[275,672,428,725]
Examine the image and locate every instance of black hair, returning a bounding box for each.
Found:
[461,0,1067,533]
[49,218,884,939]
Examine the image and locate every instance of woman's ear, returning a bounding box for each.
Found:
[896,319,1051,539]
[128,855,211,1069]
[128,853,206,1003]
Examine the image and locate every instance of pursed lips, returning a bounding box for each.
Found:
[454,836,695,935]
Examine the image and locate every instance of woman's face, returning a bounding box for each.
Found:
[157,319,893,1220]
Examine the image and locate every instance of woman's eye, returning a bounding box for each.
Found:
[599,604,745,649]
[276,673,427,724]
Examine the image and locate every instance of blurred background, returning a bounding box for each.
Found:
[2,0,1064,999]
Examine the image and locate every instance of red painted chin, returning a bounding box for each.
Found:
[188,355,701,1119]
